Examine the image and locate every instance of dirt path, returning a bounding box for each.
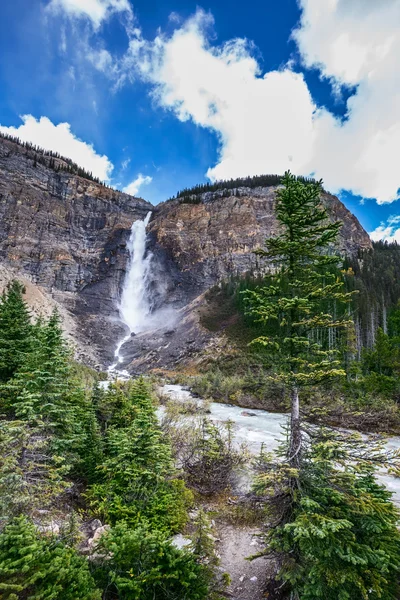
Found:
[216,523,272,599]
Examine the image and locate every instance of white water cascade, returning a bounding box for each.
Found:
[109,211,152,372]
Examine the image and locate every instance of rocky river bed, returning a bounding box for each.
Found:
[159,384,400,505]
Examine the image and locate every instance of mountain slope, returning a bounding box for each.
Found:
[0,134,152,364]
[0,134,372,370]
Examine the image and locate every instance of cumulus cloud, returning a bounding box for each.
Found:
[0,115,113,181]
[370,215,400,243]
[45,2,400,204]
[124,5,400,203]
[130,11,316,182]
[294,0,400,203]
[47,0,132,28]
[123,173,152,196]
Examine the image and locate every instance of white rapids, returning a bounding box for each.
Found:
[159,384,400,506]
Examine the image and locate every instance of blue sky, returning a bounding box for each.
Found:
[1,0,400,241]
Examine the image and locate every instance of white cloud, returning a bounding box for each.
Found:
[47,0,132,28]
[121,158,131,170]
[123,173,152,196]
[87,47,114,73]
[46,2,400,204]
[292,0,400,203]
[124,5,400,203]
[0,115,113,181]
[370,215,400,243]
[369,215,400,244]
[132,11,316,181]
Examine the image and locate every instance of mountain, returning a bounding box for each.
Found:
[149,185,371,304]
[0,134,371,370]
[0,133,152,365]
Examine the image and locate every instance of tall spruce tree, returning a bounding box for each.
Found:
[0,281,33,382]
[0,309,89,517]
[243,172,353,467]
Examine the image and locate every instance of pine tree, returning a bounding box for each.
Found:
[88,378,191,532]
[257,430,400,600]
[362,327,400,377]
[0,310,89,517]
[0,418,69,520]
[243,172,353,467]
[94,521,209,600]
[10,310,84,446]
[0,281,33,383]
[0,515,101,599]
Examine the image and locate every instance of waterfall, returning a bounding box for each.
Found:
[109,211,152,371]
[120,211,152,333]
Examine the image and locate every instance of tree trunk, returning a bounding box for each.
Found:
[289,385,301,469]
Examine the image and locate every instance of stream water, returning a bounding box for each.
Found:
[108,216,400,506]
[160,384,400,505]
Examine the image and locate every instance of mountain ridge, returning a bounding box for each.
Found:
[0,134,371,369]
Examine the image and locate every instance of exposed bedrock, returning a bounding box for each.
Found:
[0,136,152,366]
[0,135,371,370]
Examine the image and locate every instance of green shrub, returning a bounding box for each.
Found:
[94,521,210,600]
[256,430,400,600]
[0,516,100,599]
[88,379,192,533]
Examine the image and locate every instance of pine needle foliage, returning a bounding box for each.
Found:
[94,521,209,600]
[243,171,353,387]
[88,378,191,533]
[243,172,354,466]
[0,281,33,383]
[254,430,400,600]
[0,516,101,599]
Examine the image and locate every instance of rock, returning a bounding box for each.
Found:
[88,525,111,547]
[250,576,258,582]
[0,135,152,366]
[149,186,371,304]
[0,135,372,373]
[170,534,192,551]
[37,521,60,535]
[241,411,257,417]
[89,519,103,532]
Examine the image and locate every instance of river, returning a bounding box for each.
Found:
[160,383,400,505]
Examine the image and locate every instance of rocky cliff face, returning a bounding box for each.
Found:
[0,135,372,371]
[0,135,152,365]
[118,186,371,373]
[147,186,372,306]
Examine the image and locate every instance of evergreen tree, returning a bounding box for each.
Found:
[94,521,209,600]
[88,379,191,533]
[0,281,33,383]
[362,327,400,377]
[9,310,86,452]
[0,516,101,599]
[0,418,69,521]
[243,172,353,467]
[254,430,400,600]
[0,309,90,518]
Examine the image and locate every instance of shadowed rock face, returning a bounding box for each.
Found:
[0,135,372,371]
[0,136,152,365]
[147,186,371,305]
[120,187,371,373]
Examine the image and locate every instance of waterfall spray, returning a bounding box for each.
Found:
[109,211,152,371]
